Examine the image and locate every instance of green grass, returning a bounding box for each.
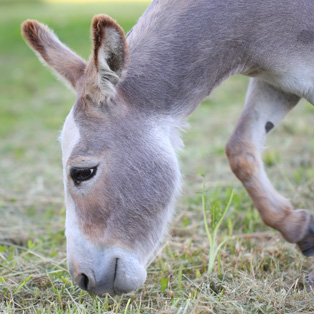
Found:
[1,1,314,313]
[201,180,233,275]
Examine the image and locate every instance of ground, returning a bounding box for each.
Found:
[1,1,314,313]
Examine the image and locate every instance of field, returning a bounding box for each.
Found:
[1,1,314,313]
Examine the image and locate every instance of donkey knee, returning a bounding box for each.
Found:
[225,139,258,183]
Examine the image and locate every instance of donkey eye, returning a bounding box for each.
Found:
[70,167,97,184]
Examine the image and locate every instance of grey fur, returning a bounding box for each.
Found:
[121,0,314,116]
[22,0,314,296]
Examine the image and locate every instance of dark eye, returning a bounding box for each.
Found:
[70,167,97,184]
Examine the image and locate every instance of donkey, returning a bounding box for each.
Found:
[21,0,314,296]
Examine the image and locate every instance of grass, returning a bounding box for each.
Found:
[1,1,314,313]
[201,180,233,275]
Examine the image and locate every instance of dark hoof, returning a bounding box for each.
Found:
[297,216,314,256]
[305,275,314,293]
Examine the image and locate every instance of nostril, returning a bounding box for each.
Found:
[114,258,119,280]
[76,273,89,291]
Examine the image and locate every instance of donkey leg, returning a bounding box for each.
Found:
[305,269,314,293]
[226,78,314,255]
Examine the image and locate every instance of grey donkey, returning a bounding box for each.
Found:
[21,0,314,296]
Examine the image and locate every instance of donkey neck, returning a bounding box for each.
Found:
[118,0,248,118]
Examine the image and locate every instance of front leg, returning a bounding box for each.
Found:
[226,78,314,254]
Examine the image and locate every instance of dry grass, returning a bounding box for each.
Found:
[1,1,314,313]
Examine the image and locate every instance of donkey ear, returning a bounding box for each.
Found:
[91,15,129,97]
[21,20,86,91]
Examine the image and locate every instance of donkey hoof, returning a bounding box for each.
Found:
[297,216,314,256]
[305,275,314,293]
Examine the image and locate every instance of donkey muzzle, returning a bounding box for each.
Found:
[70,247,147,296]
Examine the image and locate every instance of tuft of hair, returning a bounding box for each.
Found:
[21,20,51,64]
[91,14,129,98]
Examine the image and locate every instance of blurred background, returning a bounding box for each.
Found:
[0,0,151,238]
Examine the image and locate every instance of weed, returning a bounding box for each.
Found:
[201,178,233,273]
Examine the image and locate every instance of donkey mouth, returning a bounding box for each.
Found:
[71,248,147,296]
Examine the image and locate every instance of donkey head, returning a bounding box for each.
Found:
[22,15,181,295]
